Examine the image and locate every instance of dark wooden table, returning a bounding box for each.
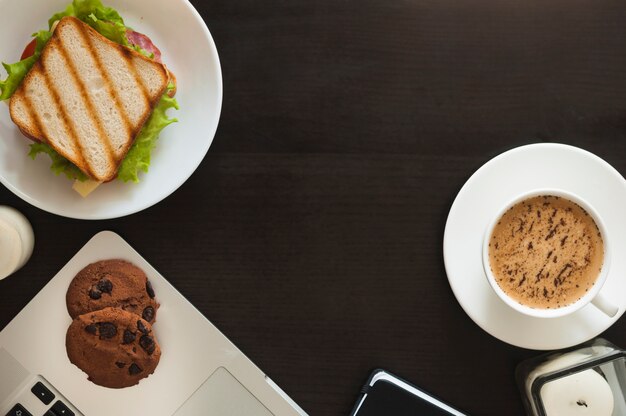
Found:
[3,0,626,414]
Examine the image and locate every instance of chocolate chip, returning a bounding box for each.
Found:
[88,289,102,300]
[128,363,142,375]
[142,306,155,322]
[137,320,149,335]
[85,324,97,334]
[146,280,155,299]
[122,329,136,344]
[115,361,126,368]
[97,278,113,293]
[139,335,156,355]
[98,322,117,339]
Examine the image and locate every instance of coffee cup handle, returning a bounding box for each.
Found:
[591,293,619,318]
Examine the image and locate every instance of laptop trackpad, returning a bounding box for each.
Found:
[173,367,274,416]
[0,347,30,402]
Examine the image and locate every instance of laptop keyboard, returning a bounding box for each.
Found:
[2,376,79,416]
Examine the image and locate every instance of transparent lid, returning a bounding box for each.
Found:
[516,338,626,416]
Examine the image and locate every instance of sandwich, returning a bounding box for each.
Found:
[0,0,178,196]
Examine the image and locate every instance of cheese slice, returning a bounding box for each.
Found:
[72,179,101,197]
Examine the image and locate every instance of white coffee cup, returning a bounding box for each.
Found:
[0,206,35,280]
[482,189,618,319]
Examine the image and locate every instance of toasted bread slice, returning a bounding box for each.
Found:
[9,16,170,181]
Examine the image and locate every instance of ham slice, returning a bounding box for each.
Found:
[126,29,162,63]
[126,29,175,97]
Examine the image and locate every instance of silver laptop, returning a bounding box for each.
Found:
[0,231,307,416]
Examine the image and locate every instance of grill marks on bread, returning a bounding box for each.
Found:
[81,26,156,156]
[9,16,170,181]
[79,27,134,157]
[29,59,91,176]
[48,31,115,177]
[16,83,44,140]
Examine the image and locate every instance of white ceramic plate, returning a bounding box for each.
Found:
[443,143,626,350]
[0,0,222,219]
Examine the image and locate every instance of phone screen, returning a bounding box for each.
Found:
[355,380,460,416]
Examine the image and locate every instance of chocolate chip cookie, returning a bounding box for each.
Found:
[66,307,161,388]
[66,259,159,323]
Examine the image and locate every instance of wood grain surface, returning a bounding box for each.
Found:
[2,0,626,414]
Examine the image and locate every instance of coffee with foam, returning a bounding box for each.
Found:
[488,195,604,309]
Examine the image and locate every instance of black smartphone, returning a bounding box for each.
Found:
[350,369,469,416]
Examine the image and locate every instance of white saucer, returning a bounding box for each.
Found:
[443,143,626,350]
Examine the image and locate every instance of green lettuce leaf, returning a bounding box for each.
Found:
[32,30,53,54]
[0,31,51,100]
[131,44,154,59]
[84,12,128,45]
[48,0,128,45]
[0,57,36,100]
[28,143,90,181]
[118,85,179,182]
[75,0,128,45]
[73,0,124,24]
[48,4,74,28]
